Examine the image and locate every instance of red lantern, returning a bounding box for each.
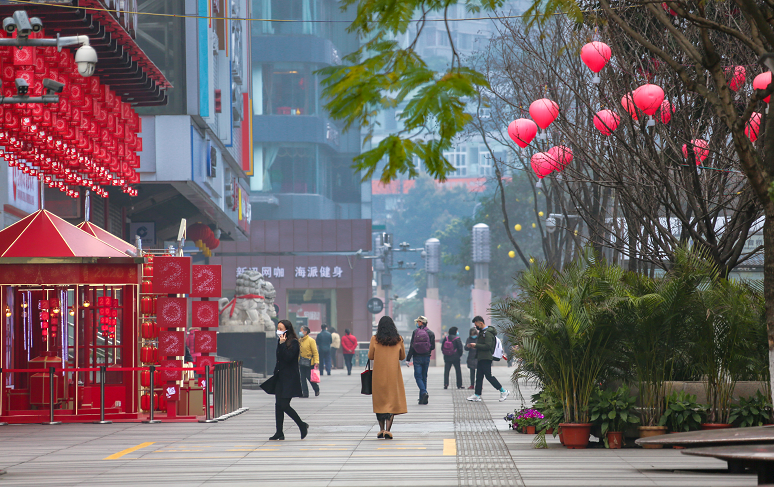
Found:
[746,112,762,142]
[632,84,665,126]
[726,66,746,92]
[621,94,639,120]
[682,139,709,165]
[659,100,674,124]
[529,98,559,130]
[593,109,620,136]
[580,42,612,83]
[547,146,573,171]
[753,72,772,103]
[530,152,555,179]
[507,119,538,148]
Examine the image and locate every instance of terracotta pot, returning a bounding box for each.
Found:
[559,423,592,449]
[545,427,554,435]
[558,430,565,445]
[669,431,686,449]
[700,423,733,430]
[606,431,623,449]
[526,426,536,434]
[638,426,668,448]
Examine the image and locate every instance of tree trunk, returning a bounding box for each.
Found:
[765,204,774,408]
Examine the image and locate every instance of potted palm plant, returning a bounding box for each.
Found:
[589,386,640,449]
[495,251,626,449]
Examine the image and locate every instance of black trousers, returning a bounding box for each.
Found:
[469,367,476,387]
[299,365,319,397]
[475,359,502,396]
[444,359,462,388]
[344,354,354,374]
[275,397,303,434]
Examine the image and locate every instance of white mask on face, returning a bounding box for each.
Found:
[276,330,286,338]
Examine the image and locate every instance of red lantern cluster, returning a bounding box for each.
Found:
[97,295,119,340]
[38,298,59,339]
[0,31,142,199]
[188,223,220,257]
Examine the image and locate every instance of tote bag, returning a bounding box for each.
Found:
[310,366,321,383]
[360,360,373,395]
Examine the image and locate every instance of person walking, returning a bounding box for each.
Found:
[465,327,479,389]
[316,324,333,376]
[441,326,464,389]
[467,316,509,402]
[368,316,407,439]
[330,327,341,369]
[341,328,358,375]
[298,325,320,397]
[405,315,435,405]
[268,319,308,440]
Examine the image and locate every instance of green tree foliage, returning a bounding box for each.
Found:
[318,0,507,182]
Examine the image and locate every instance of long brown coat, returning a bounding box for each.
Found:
[368,336,408,415]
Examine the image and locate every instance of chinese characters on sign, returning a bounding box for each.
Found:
[236,266,343,279]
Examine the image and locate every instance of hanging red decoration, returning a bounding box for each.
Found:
[580,42,612,83]
[632,84,665,125]
[745,112,762,142]
[529,99,560,130]
[507,118,538,148]
[531,152,555,179]
[621,94,639,120]
[726,66,746,92]
[753,72,772,103]
[659,100,674,124]
[594,110,621,136]
[547,146,573,171]
[682,139,709,165]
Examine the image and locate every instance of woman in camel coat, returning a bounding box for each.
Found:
[368,315,407,439]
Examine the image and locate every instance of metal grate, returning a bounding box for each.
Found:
[453,389,525,487]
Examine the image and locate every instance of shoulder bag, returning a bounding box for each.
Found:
[360,360,373,395]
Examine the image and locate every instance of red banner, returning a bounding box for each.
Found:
[152,256,191,294]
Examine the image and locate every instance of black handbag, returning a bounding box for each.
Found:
[299,357,312,368]
[260,374,278,395]
[360,360,373,395]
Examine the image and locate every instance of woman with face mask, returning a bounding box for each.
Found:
[298,325,320,397]
[266,319,308,440]
[465,327,478,389]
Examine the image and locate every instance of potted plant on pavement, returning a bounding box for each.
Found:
[495,251,626,449]
[516,408,544,434]
[729,391,773,428]
[589,386,639,449]
[658,390,704,433]
[532,390,564,438]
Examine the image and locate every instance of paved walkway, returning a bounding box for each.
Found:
[0,366,759,486]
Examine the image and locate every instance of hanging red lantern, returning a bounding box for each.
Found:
[621,93,639,120]
[725,66,746,92]
[507,118,538,148]
[745,112,762,142]
[593,109,620,136]
[547,146,573,171]
[531,152,555,179]
[682,139,709,165]
[529,98,560,130]
[632,84,665,125]
[753,72,772,103]
[659,100,674,124]
[580,42,612,83]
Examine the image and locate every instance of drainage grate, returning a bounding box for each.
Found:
[453,390,525,487]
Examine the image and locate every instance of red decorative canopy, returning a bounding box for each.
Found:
[0,210,128,258]
[77,221,137,255]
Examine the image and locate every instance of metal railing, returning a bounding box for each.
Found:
[212,361,247,420]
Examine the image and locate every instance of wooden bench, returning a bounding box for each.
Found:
[683,444,774,484]
[634,425,774,448]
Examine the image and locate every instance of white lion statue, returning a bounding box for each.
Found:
[218,270,277,332]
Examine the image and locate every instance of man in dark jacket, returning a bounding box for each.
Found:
[442,326,464,389]
[465,327,478,389]
[316,324,333,376]
[405,315,435,405]
[466,316,509,402]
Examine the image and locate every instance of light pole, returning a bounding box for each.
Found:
[471,223,492,322]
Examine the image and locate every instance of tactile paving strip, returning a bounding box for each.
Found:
[453,390,525,486]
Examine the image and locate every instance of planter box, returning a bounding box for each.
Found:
[638,426,667,448]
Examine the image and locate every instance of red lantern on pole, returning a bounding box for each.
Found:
[632,84,665,125]
[580,42,612,83]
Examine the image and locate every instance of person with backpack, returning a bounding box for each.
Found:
[405,315,435,405]
[465,327,479,389]
[442,326,464,389]
[466,315,510,402]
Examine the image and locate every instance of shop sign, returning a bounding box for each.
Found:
[7,165,39,214]
[237,183,251,233]
[236,266,344,279]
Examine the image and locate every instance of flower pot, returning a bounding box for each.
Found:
[606,431,623,449]
[700,423,733,430]
[526,426,536,434]
[638,426,667,449]
[545,427,554,435]
[558,430,565,445]
[559,423,592,449]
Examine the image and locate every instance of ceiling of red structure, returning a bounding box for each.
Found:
[0,210,128,258]
[77,221,137,255]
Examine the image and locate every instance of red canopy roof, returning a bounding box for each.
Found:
[77,221,138,255]
[0,210,129,258]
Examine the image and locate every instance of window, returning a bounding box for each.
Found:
[262,63,316,116]
[445,146,467,177]
[478,107,491,119]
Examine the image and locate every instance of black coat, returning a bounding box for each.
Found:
[273,339,303,398]
[465,336,478,369]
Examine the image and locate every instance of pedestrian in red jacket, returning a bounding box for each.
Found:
[341,329,358,375]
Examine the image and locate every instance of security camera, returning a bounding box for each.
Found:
[42,78,64,94]
[2,18,15,34]
[14,78,28,96]
[74,44,97,77]
[545,217,557,234]
[29,17,42,33]
[12,11,33,38]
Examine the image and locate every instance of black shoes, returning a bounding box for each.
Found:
[269,433,285,441]
[457,386,465,389]
[444,385,448,389]
[419,393,429,405]
[300,422,309,440]
[315,390,320,397]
